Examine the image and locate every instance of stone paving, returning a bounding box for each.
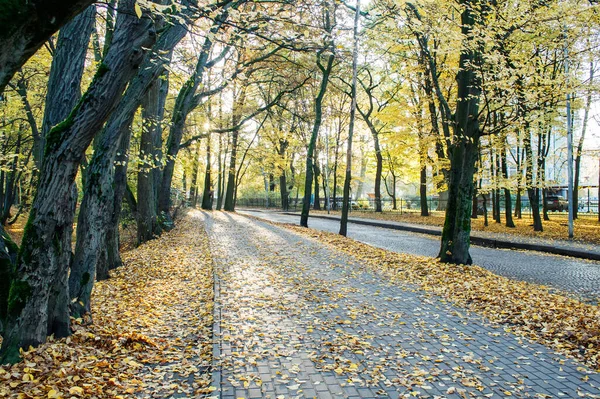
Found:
[238,210,600,302]
[203,212,600,399]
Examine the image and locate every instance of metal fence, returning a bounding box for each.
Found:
[235,196,599,216]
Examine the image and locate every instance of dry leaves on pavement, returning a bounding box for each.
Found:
[284,223,600,372]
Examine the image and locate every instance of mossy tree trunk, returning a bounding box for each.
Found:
[137,78,165,244]
[437,1,484,265]
[39,5,95,167]
[69,3,194,317]
[0,0,156,364]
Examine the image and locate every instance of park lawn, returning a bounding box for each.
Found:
[0,211,214,398]
[314,210,600,246]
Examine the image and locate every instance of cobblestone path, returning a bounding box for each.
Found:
[239,210,600,302]
[202,212,600,399]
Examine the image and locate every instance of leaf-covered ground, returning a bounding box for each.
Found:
[281,222,600,372]
[0,210,214,399]
[312,210,600,246]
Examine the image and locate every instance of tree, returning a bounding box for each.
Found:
[300,2,335,227]
[0,0,156,363]
[0,0,95,93]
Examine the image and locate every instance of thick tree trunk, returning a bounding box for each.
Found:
[40,6,95,167]
[0,0,95,94]
[438,3,482,265]
[69,7,188,314]
[0,0,155,363]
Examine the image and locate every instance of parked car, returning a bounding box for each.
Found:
[545,195,568,212]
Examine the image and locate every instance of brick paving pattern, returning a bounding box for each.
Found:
[239,210,600,302]
[203,212,600,399]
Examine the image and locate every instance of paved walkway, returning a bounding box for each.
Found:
[239,210,600,302]
[203,212,600,399]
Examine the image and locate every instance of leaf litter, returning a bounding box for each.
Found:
[0,210,214,399]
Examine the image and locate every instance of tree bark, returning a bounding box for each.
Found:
[438,2,483,265]
[0,0,96,93]
[70,1,195,308]
[0,0,155,363]
[313,148,322,211]
[39,5,95,167]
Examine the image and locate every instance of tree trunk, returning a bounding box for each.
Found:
[201,134,213,210]
[69,4,188,314]
[101,133,132,277]
[313,149,322,211]
[279,139,289,211]
[0,0,155,363]
[189,146,201,207]
[216,135,225,211]
[420,163,429,217]
[340,0,360,236]
[301,51,335,227]
[137,79,162,245]
[525,130,543,231]
[438,3,483,265]
[0,0,96,94]
[39,5,95,167]
[501,138,515,228]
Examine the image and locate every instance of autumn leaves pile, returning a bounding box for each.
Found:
[0,210,214,398]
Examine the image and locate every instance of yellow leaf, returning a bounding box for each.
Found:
[69,387,84,396]
[47,390,59,399]
[134,2,143,18]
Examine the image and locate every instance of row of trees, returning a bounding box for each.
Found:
[0,0,598,362]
